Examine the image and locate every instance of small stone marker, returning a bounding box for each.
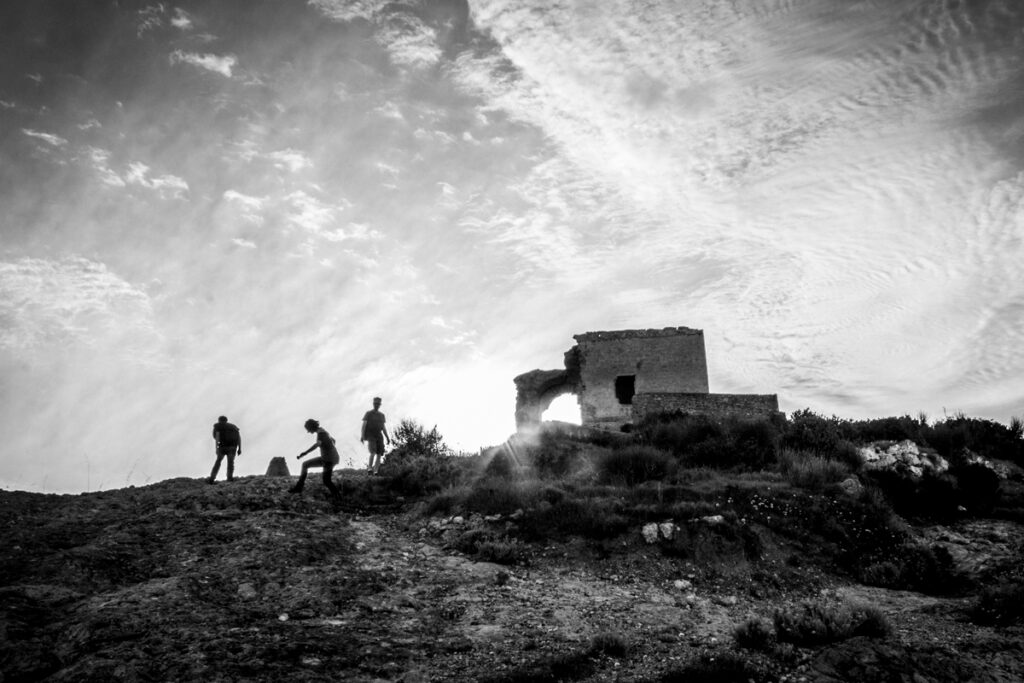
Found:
[266,456,291,477]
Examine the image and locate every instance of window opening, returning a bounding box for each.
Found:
[615,375,636,405]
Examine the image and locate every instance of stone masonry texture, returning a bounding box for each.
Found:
[632,393,780,422]
[574,327,709,429]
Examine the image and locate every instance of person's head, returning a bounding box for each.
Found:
[304,418,319,433]
[218,416,228,423]
[372,397,382,408]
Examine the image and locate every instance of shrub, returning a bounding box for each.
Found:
[859,543,962,595]
[971,582,1024,626]
[731,419,780,469]
[383,454,466,497]
[778,449,851,490]
[521,496,631,540]
[484,451,515,479]
[659,652,768,683]
[476,538,527,565]
[734,617,775,651]
[598,445,672,485]
[862,469,961,522]
[925,415,1023,464]
[529,434,587,478]
[380,420,463,495]
[841,414,928,444]
[588,631,630,657]
[386,419,453,462]
[773,600,891,647]
[832,440,864,470]
[951,463,1001,514]
[462,478,541,516]
[637,412,782,470]
[782,408,844,454]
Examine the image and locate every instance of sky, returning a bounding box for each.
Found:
[1,0,1022,493]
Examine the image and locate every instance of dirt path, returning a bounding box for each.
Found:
[338,511,1024,682]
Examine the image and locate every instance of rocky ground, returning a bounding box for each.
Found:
[2,474,1023,682]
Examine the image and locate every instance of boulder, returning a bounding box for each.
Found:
[859,440,948,478]
[265,457,291,477]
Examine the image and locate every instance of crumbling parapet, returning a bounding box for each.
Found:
[513,348,581,429]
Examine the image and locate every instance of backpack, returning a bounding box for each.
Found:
[218,423,240,447]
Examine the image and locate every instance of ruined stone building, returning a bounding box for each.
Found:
[514,327,779,431]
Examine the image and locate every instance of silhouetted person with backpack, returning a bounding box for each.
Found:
[209,416,241,483]
[291,419,341,500]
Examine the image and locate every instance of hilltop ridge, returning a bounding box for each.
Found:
[2,440,1024,682]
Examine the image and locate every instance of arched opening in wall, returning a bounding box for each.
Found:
[542,393,581,424]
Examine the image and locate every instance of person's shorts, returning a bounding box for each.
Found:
[365,435,386,455]
[216,445,237,457]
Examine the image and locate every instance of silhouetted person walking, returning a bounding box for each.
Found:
[361,396,390,475]
[291,419,341,499]
[209,416,241,483]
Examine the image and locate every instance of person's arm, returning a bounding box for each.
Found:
[237,432,242,455]
[383,425,390,445]
[360,418,367,443]
[297,441,318,459]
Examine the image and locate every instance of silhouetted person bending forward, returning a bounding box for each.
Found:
[291,419,341,500]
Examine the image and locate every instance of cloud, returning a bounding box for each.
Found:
[266,149,313,173]
[308,0,390,23]
[223,190,266,224]
[234,144,313,174]
[169,50,237,77]
[0,257,160,358]
[171,8,193,30]
[311,0,444,69]
[21,129,68,147]
[124,162,190,198]
[231,238,257,248]
[84,147,127,187]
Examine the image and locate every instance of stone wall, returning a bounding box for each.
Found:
[575,327,708,428]
[632,392,780,422]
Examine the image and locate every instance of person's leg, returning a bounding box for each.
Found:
[227,453,235,481]
[322,463,341,499]
[290,457,325,493]
[290,460,311,492]
[371,440,383,474]
[209,452,225,482]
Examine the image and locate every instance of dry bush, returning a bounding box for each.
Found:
[773,600,891,647]
[598,445,673,485]
[971,582,1024,626]
[778,448,851,490]
[734,617,776,651]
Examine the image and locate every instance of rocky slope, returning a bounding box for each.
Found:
[2,474,1023,682]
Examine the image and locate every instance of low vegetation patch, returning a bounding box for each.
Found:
[659,652,770,683]
[772,600,891,647]
[598,445,673,485]
[777,448,851,490]
[478,632,630,683]
[970,582,1024,626]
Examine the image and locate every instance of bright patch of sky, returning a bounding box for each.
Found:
[0,0,1022,492]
